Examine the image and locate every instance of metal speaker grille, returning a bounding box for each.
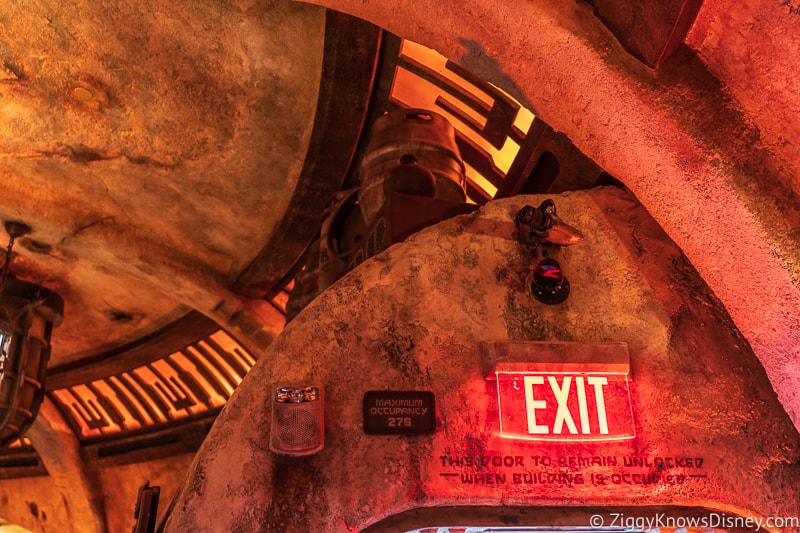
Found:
[269,391,324,456]
[276,406,320,448]
[364,218,386,263]
[372,219,385,257]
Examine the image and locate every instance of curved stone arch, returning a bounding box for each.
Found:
[296,0,800,430]
[164,191,800,531]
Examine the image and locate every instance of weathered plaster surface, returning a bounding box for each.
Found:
[100,454,195,533]
[689,0,800,199]
[0,401,106,533]
[0,0,325,361]
[166,189,800,531]
[300,0,800,435]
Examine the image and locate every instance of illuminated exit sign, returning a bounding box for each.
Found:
[482,342,635,442]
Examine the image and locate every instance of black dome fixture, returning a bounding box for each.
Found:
[0,221,63,446]
[531,257,570,305]
[514,200,583,305]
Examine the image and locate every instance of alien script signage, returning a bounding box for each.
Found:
[363,390,435,435]
[484,342,635,441]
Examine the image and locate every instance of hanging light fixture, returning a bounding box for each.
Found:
[0,221,63,446]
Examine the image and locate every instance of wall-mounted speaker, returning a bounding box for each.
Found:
[269,386,324,456]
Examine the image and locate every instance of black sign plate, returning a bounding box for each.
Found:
[363,390,435,435]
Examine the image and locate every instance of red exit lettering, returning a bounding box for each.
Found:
[524,376,608,435]
[496,372,634,441]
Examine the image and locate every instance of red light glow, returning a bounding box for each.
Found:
[495,370,635,441]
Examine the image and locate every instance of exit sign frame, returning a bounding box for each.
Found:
[482,342,636,442]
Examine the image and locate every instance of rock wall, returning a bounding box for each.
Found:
[166,188,800,532]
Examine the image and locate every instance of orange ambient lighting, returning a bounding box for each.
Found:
[50,329,254,441]
[390,39,537,202]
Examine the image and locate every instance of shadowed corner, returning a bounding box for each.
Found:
[457,38,538,115]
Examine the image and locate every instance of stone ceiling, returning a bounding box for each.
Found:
[0,0,798,435]
[0,0,325,364]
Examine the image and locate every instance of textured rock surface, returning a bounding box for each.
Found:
[0,401,106,533]
[307,0,800,450]
[690,0,800,200]
[166,189,800,532]
[0,0,325,362]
